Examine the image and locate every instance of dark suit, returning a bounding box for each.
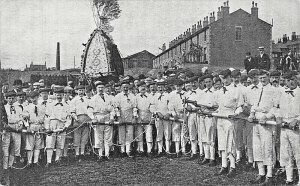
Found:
[244,57,257,73]
[256,53,271,71]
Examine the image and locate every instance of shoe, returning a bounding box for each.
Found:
[127,152,134,158]
[54,159,62,165]
[104,156,111,161]
[188,154,198,161]
[275,168,286,179]
[244,162,255,172]
[208,160,217,167]
[26,163,33,169]
[259,177,274,186]
[199,158,210,165]
[175,152,182,158]
[78,155,83,163]
[44,163,51,168]
[13,156,23,168]
[33,163,42,169]
[97,156,106,163]
[227,167,236,178]
[136,151,144,157]
[218,167,228,175]
[199,154,205,161]
[250,175,265,184]
[285,181,294,185]
[120,152,127,158]
[147,152,154,158]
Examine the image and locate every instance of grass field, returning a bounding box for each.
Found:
[2,154,275,186]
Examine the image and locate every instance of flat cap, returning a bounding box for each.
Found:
[28,91,39,98]
[5,91,16,97]
[16,91,26,96]
[174,79,184,85]
[231,69,241,77]
[248,69,260,78]
[94,81,104,87]
[219,69,231,78]
[54,88,64,94]
[269,70,281,77]
[75,85,85,90]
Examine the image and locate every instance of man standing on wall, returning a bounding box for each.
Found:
[256,46,271,71]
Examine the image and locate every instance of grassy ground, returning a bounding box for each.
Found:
[2,155,268,186]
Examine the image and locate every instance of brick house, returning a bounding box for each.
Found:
[153,1,272,69]
[123,50,156,69]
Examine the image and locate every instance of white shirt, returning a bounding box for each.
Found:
[69,96,90,115]
[278,88,300,121]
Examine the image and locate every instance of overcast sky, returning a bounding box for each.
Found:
[0,0,299,70]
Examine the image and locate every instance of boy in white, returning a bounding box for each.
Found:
[135,81,153,156]
[23,91,45,166]
[89,81,115,161]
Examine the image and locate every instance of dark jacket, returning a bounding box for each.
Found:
[256,53,271,71]
[244,57,257,73]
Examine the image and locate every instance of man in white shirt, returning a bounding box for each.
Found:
[134,81,154,157]
[89,81,115,162]
[276,72,300,185]
[70,85,91,162]
[114,81,137,158]
[44,88,72,167]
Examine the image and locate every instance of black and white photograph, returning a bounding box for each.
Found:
[0,0,300,185]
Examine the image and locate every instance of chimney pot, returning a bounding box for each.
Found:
[227,1,229,6]
[218,7,220,11]
[224,2,226,6]
[255,3,257,7]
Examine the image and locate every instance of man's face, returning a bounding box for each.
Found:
[213,81,222,90]
[247,77,252,85]
[286,78,297,90]
[192,81,199,89]
[64,93,70,100]
[97,85,104,94]
[40,92,48,100]
[259,74,269,86]
[232,76,241,84]
[279,77,286,86]
[139,86,146,94]
[17,95,24,103]
[77,89,85,96]
[14,84,22,90]
[185,84,193,91]
[157,85,164,92]
[56,93,63,101]
[134,80,139,86]
[246,55,250,59]
[204,78,213,89]
[175,85,183,92]
[6,97,14,104]
[2,85,8,93]
[259,50,264,55]
[86,91,93,98]
[122,84,129,92]
[270,76,280,84]
[220,75,231,86]
[150,85,156,92]
[30,96,39,104]
[115,86,121,93]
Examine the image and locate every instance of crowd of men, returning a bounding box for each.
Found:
[1,66,300,186]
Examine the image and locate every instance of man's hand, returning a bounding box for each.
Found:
[276,117,283,125]
[109,119,115,125]
[248,112,255,123]
[163,113,170,120]
[157,112,164,119]
[173,115,179,121]
[186,105,193,112]
[259,115,267,125]
[289,119,298,130]
[91,119,98,125]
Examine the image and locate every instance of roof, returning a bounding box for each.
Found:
[155,8,272,58]
[123,50,155,60]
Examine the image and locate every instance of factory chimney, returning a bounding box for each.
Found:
[56,42,60,70]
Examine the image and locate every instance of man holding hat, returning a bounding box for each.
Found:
[134,81,154,157]
[243,69,260,171]
[23,91,45,167]
[276,72,300,185]
[2,91,23,175]
[69,85,92,162]
[114,80,137,158]
[196,74,218,166]
[256,46,270,71]
[248,70,278,184]
[88,81,115,162]
[152,81,171,157]
[44,88,72,167]
[168,79,186,157]
[214,69,244,177]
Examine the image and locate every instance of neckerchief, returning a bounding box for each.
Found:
[55,102,63,106]
[285,90,295,97]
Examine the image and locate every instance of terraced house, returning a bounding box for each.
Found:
[153,1,272,69]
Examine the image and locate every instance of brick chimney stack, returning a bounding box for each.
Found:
[209,12,215,23]
[197,21,202,30]
[56,42,60,70]
[251,1,258,18]
[222,1,230,17]
[217,7,222,20]
[203,17,208,27]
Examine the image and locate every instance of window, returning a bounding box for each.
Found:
[203,47,207,62]
[204,30,207,41]
[235,26,242,41]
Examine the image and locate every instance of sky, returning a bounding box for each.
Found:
[0,0,299,70]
